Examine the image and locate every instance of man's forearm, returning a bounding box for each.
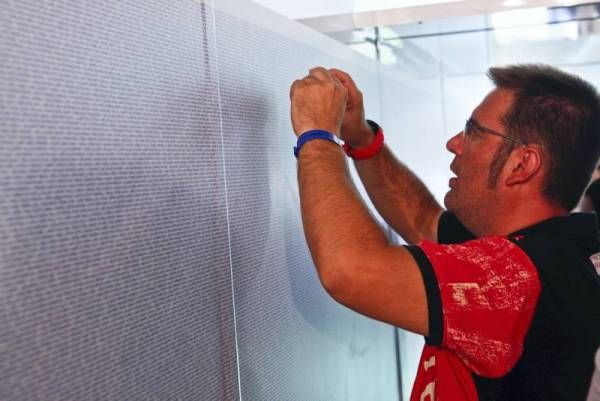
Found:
[297,140,389,288]
[354,144,443,244]
[289,67,429,334]
[296,139,429,334]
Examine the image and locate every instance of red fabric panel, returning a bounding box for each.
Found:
[420,237,541,377]
[410,345,478,401]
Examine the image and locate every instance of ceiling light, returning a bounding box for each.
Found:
[503,0,526,6]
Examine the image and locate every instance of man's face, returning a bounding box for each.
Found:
[444,88,515,232]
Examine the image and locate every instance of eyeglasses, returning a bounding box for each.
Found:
[464,117,525,145]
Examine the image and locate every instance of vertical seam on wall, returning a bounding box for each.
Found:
[377,59,403,401]
[208,1,244,400]
[389,229,404,401]
[394,327,404,401]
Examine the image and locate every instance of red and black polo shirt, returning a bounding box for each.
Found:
[405,212,600,401]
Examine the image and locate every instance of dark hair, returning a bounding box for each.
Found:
[487,64,600,210]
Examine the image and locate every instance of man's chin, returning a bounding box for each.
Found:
[444,191,466,218]
[443,190,456,211]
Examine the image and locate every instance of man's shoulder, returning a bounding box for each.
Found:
[508,230,600,282]
[427,214,600,400]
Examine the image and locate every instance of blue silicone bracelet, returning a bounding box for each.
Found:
[293,130,337,158]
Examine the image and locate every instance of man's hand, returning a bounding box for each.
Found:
[329,69,375,149]
[290,67,348,137]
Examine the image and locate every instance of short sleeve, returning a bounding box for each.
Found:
[415,237,541,378]
[437,211,475,244]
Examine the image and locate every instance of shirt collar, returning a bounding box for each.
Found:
[510,212,599,240]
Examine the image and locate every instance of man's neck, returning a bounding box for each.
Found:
[470,201,569,238]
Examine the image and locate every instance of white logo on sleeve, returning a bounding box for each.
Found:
[420,356,436,401]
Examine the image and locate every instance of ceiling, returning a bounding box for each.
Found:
[251,0,589,32]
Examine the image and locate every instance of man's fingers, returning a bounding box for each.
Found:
[329,68,354,85]
[294,67,354,93]
[330,68,359,94]
[290,69,337,101]
[330,69,359,97]
[291,67,348,102]
[309,66,334,82]
[329,69,360,111]
[302,75,319,84]
[289,79,305,100]
[308,67,347,98]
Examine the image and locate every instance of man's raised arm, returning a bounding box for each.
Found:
[330,69,444,244]
[289,67,429,335]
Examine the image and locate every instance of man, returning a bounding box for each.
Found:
[289,64,600,400]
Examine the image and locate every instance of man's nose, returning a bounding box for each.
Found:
[446,131,464,155]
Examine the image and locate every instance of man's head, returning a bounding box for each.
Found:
[487,64,600,209]
[445,64,600,233]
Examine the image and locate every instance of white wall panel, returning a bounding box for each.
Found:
[1,1,239,400]
[212,1,398,399]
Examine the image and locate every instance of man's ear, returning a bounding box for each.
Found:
[505,146,543,186]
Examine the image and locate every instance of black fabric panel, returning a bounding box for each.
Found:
[437,211,475,244]
[404,245,443,345]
